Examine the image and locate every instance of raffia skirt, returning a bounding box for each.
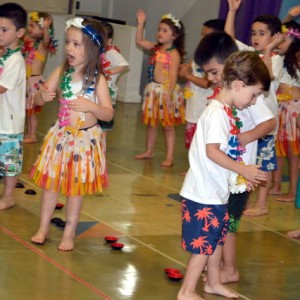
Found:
[30,121,108,196]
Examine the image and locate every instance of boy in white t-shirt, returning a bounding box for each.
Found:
[178,50,270,300]
[0,3,27,209]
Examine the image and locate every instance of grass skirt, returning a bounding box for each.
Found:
[142,82,185,127]
[30,121,108,196]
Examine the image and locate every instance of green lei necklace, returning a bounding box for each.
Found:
[60,67,75,98]
[0,47,21,69]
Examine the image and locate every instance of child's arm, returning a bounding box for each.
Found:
[238,118,276,147]
[282,5,300,23]
[206,143,266,184]
[40,16,52,51]
[69,74,114,122]
[224,0,242,38]
[108,65,129,76]
[168,50,181,97]
[135,9,156,50]
[34,67,59,105]
[179,62,211,88]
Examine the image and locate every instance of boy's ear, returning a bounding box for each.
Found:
[17,28,26,39]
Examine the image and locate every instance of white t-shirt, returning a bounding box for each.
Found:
[180,100,233,205]
[104,48,129,104]
[0,51,26,134]
[185,60,213,123]
[235,40,283,134]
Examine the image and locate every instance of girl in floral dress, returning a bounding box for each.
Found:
[134,10,185,167]
[30,17,113,251]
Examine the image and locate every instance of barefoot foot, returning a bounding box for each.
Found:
[275,194,295,202]
[287,230,300,238]
[134,152,153,159]
[268,188,281,196]
[0,197,15,210]
[220,269,240,284]
[177,290,205,300]
[160,160,174,167]
[243,207,268,216]
[204,283,239,298]
[31,228,48,245]
[58,237,75,251]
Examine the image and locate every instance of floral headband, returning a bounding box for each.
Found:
[29,12,44,28]
[282,25,300,40]
[65,17,104,50]
[161,14,181,29]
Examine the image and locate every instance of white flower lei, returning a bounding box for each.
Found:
[162,14,181,29]
[38,17,44,28]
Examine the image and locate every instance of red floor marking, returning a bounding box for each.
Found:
[0,225,112,300]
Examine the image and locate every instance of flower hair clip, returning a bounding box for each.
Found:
[282,25,300,40]
[29,12,39,22]
[161,14,181,29]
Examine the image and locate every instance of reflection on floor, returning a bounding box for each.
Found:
[1,101,300,300]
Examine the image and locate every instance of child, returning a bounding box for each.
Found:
[30,17,114,251]
[22,12,57,144]
[179,19,225,150]
[178,50,270,300]
[225,0,284,216]
[193,31,276,285]
[98,21,129,136]
[271,21,300,202]
[0,3,27,210]
[134,10,185,167]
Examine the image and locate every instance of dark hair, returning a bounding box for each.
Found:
[252,14,281,36]
[283,21,300,80]
[223,51,270,91]
[194,31,238,67]
[62,18,106,92]
[203,19,225,32]
[160,18,186,60]
[101,21,114,40]
[0,2,27,30]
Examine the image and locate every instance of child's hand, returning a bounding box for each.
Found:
[41,83,56,102]
[179,63,191,78]
[136,9,146,25]
[43,16,52,29]
[241,164,266,185]
[67,96,91,112]
[227,0,242,11]
[288,5,300,19]
[265,32,283,53]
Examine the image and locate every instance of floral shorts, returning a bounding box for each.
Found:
[181,198,229,255]
[256,135,278,171]
[0,133,23,176]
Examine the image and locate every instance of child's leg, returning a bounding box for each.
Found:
[204,245,239,298]
[31,189,59,244]
[58,195,83,251]
[161,125,175,167]
[276,146,299,201]
[177,253,208,300]
[220,232,239,283]
[24,115,38,143]
[269,156,283,195]
[134,126,157,159]
[0,175,18,209]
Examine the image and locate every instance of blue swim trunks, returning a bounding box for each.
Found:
[181,198,229,255]
[257,135,278,171]
[0,133,23,176]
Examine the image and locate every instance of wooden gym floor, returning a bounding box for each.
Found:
[0,100,300,300]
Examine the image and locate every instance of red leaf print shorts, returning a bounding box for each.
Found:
[181,198,229,255]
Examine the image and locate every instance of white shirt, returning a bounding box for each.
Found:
[0,51,26,134]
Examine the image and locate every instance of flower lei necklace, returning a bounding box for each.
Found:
[59,67,75,127]
[0,48,20,75]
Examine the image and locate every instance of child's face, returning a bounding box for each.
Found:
[202,58,224,87]
[233,82,263,110]
[28,20,43,39]
[0,17,24,50]
[251,22,273,52]
[157,23,176,46]
[201,26,214,38]
[65,27,86,69]
[277,33,293,55]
